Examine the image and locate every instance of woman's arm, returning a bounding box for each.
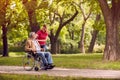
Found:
[37,39,46,42]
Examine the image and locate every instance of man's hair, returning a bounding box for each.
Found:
[29,32,35,38]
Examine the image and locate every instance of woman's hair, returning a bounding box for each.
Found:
[43,24,47,28]
[29,32,35,38]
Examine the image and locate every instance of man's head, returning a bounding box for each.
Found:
[29,32,38,39]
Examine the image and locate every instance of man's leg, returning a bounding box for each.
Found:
[44,52,53,64]
[37,52,48,66]
[44,52,55,69]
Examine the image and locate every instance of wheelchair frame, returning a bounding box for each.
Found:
[22,52,44,71]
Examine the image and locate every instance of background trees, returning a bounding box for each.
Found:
[48,0,78,54]
[0,0,10,56]
[0,0,28,56]
[1,0,119,61]
[22,0,78,54]
[0,0,105,55]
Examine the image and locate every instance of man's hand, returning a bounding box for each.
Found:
[41,48,45,51]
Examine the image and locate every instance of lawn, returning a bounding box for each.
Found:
[1,52,120,80]
[0,52,120,70]
[0,74,117,80]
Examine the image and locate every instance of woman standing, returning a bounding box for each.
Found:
[36,25,48,51]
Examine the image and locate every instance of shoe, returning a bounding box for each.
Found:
[47,64,55,69]
[41,66,48,70]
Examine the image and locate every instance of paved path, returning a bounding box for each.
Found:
[0,66,120,79]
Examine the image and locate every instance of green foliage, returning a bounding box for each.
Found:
[6,0,28,47]
[59,27,68,42]
[8,27,28,47]
[0,0,106,54]
[93,16,106,45]
[0,0,10,25]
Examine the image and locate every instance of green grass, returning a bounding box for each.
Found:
[1,52,120,79]
[53,54,120,70]
[1,52,120,70]
[0,74,117,80]
[9,52,25,57]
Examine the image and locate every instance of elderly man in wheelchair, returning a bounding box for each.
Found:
[24,32,55,71]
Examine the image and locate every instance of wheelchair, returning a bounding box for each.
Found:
[22,51,44,71]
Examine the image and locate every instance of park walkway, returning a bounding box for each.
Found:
[0,66,120,79]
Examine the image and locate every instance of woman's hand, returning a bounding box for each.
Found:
[37,39,46,42]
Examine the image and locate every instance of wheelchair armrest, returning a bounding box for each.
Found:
[25,51,36,57]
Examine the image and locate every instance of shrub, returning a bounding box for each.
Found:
[9,46,24,52]
[94,44,105,53]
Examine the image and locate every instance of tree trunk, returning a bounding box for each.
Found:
[2,24,8,57]
[51,42,57,54]
[68,30,74,50]
[28,11,39,32]
[103,17,118,61]
[78,21,86,53]
[50,37,57,54]
[57,40,60,53]
[88,14,101,53]
[88,30,99,53]
[98,0,120,61]
[49,10,78,54]
[22,0,39,32]
[115,1,120,61]
[71,31,74,49]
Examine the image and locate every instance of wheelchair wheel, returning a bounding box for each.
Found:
[39,57,44,69]
[34,56,44,70]
[23,54,35,71]
[34,66,39,71]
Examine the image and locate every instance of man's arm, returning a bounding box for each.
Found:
[25,40,33,51]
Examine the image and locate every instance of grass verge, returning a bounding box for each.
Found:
[0,52,120,70]
[0,74,118,80]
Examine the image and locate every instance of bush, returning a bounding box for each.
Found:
[9,46,24,52]
[0,46,2,55]
[61,47,80,54]
[94,44,105,53]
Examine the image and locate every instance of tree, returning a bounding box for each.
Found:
[88,14,101,53]
[74,1,92,53]
[22,0,39,32]
[48,1,78,54]
[98,0,120,61]
[0,0,10,56]
[22,0,79,54]
[67,24,76,50]
[0,0,28,56]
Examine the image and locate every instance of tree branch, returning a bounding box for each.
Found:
[98,0,111,22]
[62,9,78,27]
[74,1,92,21]
[54,11,63,23]
[85,7,92,21]
[79,3,86,20]
[49,11,55,25]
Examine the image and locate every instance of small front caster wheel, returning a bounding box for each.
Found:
[34,66,39,71]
